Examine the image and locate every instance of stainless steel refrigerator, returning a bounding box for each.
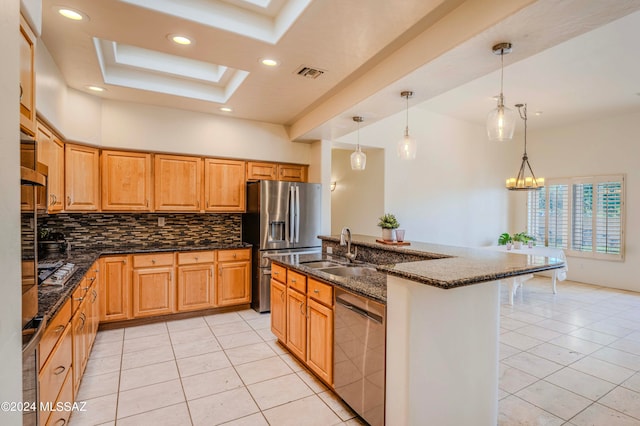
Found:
[243,180,322,312]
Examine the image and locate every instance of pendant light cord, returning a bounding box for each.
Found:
[405,94,409,136]
[517,104,528,155]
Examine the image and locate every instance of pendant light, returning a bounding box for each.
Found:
[506,103,544,190]
[397,91,417,160]
[487,42,516,141]
[350,116,366,171]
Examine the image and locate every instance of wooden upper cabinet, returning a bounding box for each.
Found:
[65,144,100,211]
[154,154,202,211]
[36,122,64,213]
[278,164,307,182]
[246,161,308,182]
[204,158,246,212]
[101,150,152,211]
[19,14,36,136]
[246,162,277,180]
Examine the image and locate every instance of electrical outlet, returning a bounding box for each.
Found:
[326,246,333,254]
[158,217,165,227]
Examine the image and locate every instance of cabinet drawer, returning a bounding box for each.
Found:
[39,299,71,370]
[43,367,73,426]
[217,249,250,262]
[178,251,215,265]
[133,252,175,268]
[308,278,333,307]
[39,323,72,409]
[71,277,90,313]
[271,263,286,283]
[287,270,306,293]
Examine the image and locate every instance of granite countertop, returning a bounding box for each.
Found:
[268,252,387,304]
[38,242,252,321]
[320,234,566,290]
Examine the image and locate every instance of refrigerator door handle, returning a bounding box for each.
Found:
[289,186,295,243]
[295,185,300,243]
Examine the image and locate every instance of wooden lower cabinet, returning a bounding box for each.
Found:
[99,256,131,322]
[39,322,72,426]
[270,278,287,342]
[72,301,89,395]
[132,267,175,317]
[45,367,73,426]
[272,265,335,386]
[286,288,307,361]
[177,264,215,311]
[306,298,333,384]
[216,249,251,307]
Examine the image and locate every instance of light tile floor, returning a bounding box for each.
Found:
[69,277,640,425]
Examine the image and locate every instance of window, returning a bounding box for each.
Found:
[527,175,624,260]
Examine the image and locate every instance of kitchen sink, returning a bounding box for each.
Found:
[300,260,343,268]
[320,266,378,277]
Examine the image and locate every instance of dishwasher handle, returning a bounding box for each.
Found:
[336,296,383,324]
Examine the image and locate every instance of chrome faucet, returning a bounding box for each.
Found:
[340,227,357,262]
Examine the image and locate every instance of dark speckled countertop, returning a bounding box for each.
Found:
[321,234,565,291]
[268,252,387,303]
[38,243,251,321]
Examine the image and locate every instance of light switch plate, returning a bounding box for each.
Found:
[326,246,333,254]
[158,217,165,227]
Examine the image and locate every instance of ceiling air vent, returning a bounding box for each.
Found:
[295,65,326,79]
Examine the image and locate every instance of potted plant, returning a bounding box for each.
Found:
[377,213,400,241]
[38,227,67,255]
[498,232,512,246]
[511,232,535,249]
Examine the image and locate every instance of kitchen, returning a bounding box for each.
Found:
[3,0,640,425]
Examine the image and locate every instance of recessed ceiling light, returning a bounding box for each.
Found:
[219,107,233,112]
[169,34,193,45]
[58,7,87,21]
[260,58,279,67]
[86,85,105,92]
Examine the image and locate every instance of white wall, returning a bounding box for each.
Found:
[309,140,333,235]
[510,111,640,291]
[331,148,385,236]
[1,1,25,424]
[35,39,66,131]
[334,108,512,247]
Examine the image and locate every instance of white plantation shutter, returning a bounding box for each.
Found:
[595,180,623,255]
[526,175,624,260]
[571,182,593,252]
[527,189,545,244]
[547,183,569,249]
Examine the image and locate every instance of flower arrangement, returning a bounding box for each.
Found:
[377,213,400,229]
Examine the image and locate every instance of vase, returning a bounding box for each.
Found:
[514,241,522,249]
[528,241,533,248]
[382,228,394,241]
[506,242,513,250]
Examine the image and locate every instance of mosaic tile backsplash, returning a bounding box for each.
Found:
[38,213,242,248]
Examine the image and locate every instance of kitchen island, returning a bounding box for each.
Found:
[272,234,565,426]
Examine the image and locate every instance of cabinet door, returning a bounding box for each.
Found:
[177,264,215,311]
[286,288,306,360]
[154,154,202,211]
[99,256,131,322]
[204,158,246,212]
[216,261,251,307]
[65,144,100,211]
[278,164,307,182]
[246,161,276,180]
[101,150,152,211]
[88,274,100,349]
[49,138,65,212]
[132,267,175,317]
[38,323,72,426]
[19,15,36,136]
[72,305,88,396]
[270,278,287,342]
[307,298,333,385]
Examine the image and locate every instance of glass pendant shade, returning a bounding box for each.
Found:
[351,116,366,171]
[350,147,366,170]
[487,99,516,141]
[397,131,417,160]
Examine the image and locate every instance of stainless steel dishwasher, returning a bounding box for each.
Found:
[334,288,386,426]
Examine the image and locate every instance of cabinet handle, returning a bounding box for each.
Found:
[146,199,149,207]
[67,196,71,205]
[53,365,66,375]
[233,253,237,258]
[123,259,127,265]
[273,271,279,276]
[152,259,156,264]
[291,278,296,283]
[280,291,284,301]
[92,290,97,302]
[206,201,209,208]
[196,200,200,208]
[20,83,23,101]
[54,324,65,333]
[55,418,66,426]
[49,194,55,206]
[75,297,84,302]
[195,257,199,262]
[313,289,319,294]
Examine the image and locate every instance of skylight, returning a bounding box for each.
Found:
[119,0,313,44]
[94,38,248,103]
